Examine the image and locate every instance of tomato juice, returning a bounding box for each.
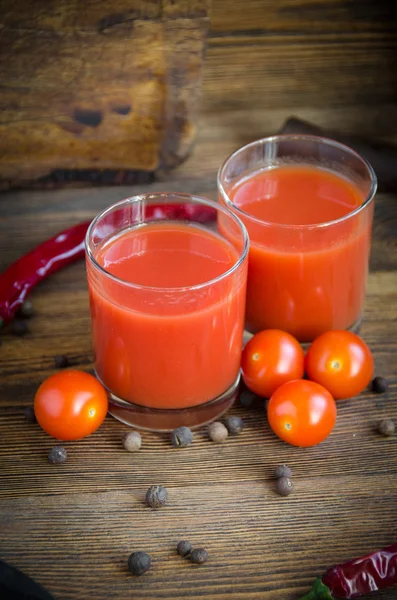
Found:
[86,219,247,410]
[220,161,375,342]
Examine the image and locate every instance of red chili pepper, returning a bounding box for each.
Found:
[301,542,397,599]
[0,221,90,327]
[0,203,217,327]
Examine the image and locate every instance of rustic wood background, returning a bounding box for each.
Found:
[1,1,397,599]
[0,0,210,188]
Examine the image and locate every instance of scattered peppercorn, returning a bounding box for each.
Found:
[12,319,29,337]
[54,354,69,369]
[146,485,168,508]
[372,376,389,394]
[275,464,292,479]
[48,446,67,464]
[225,415,244,435]
[377,419,395,436]
[24,406,37,423]
[177,540,192,557]
[276,476,293,497]
[208,421,228,443]
[239,387,256,407]
[128,551,151,576]
[17,300,34,319]
[190,548,208,564]
[123,430,142,452]
[170,426,193,448]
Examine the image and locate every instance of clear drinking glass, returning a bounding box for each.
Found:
[218,135,377,342]
[85,193,248,431]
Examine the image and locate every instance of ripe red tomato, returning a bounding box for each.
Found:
[241,329,304,398]
[34,370,108,440]
[305,330,374,399]
[267,380,337,447]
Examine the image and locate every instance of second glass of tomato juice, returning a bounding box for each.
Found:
[85,193,249,431]
[218,135,377,343]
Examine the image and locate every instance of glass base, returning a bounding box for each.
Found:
[100,374,240,432]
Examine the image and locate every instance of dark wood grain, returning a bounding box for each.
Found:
[0,0,209,189]
[203,0,397,112]
[1,1,397,596]
[0,167,397,599]
[210,0,396,34]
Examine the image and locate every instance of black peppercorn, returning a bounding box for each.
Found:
[190,548,208,564]
[48,446,67,464]
[12,319,29,337]
[225,415,244,435]
[170,426,193,448]
[24,406,37,423]
[128,551,151,576]
[275,464,292,479]
[146,485,168,508]
[276,476,293,496]
[377,419,395,436]
[372,376,389,394]
[17,300,34,319]
[54,354,69,369]
[177,540,192,557]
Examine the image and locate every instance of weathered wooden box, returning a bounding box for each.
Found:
[0,0,209,189]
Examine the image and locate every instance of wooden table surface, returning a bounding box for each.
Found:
[1,101,397,600]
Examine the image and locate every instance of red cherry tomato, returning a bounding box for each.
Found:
[34,370,108,440]
[241,329,304,398]
[305,330,374,399]
[267,380,337,447]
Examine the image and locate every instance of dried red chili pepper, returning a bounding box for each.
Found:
[301,542,397,599]
[0,203,216,327]
[0,221,90,327]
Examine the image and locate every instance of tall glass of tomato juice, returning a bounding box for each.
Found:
[85,193,248,431]
[218,135,377,343]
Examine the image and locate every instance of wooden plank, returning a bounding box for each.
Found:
[202,36,397,110]
[0,0,161,31]
[0,360,397,491]
[0,1,209,188]
[0,479,396,599]
[210,0,396,34]
[0,185,396,270]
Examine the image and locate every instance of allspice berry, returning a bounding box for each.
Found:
[170,426,193,448]
[177,540,192,557]
[128,551,151,576]
[275,464,292,479]
[372,376,389,394]
[24,406,37,423]
[54,354,69,369]
[123,431,142,452]
[276,476,293,497]
[48,446,67,464]
[17,300,34,319]
[240,388,256,407]
[378,419,395,436]
[146,485,168,508]
[225,416,244,435]
[190,548,208,564]
[208,421,228,443]
[12,319,29,337]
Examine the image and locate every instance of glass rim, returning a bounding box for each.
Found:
[217,134,378,231]
[85,192,249,292]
